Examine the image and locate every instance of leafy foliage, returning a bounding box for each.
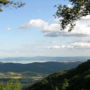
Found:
[0,0,25,12]
[0,79,21,90]
[27,60,90,90]
[56,0,90,31]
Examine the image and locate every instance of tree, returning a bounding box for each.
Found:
[0,0,25,12]
[0,79,21,90]
[61,79,69,90]
[56,0,90,31]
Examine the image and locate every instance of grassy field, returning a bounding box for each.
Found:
[0,71,46,86]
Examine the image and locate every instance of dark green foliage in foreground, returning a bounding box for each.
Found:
[0,0,25,12]
[0,79,21,90]
[56,0,90,31]
[27,60,90,90]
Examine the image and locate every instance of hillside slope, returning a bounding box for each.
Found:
[27,60,90,90]
[0,62,81,86]
[0,62,80,74]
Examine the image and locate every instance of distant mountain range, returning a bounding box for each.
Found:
[0,56,90,63]
[0,61,81,74]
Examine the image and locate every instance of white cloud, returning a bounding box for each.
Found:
[20,19,48,29]
[5,27,12,31]
[81,15,90,20]
[67,4,73,8]
[72,42,90,48]
[54,17,63,22]
[48,45,60,49]
[19,15,90,37]
[43,24,60,32]
[48,42,90,49]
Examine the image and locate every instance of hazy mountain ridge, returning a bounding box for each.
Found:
[0,61,81,73]
[0,56,89,63]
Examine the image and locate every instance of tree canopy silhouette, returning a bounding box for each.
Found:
[56,0,90,31]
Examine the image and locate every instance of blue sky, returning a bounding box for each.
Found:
[0,0,90,57]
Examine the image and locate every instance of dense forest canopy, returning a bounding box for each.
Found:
[56,0,90,31]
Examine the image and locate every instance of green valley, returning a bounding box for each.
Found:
[27,60,90,90]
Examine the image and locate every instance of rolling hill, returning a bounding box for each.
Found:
[27,60,90,90]
[0,61,81,86]
[0,61,81,74]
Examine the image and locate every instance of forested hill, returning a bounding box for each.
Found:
[27,60,90,90]
[0,62,81,74]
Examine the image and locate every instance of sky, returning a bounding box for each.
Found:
[0,0,90,57]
